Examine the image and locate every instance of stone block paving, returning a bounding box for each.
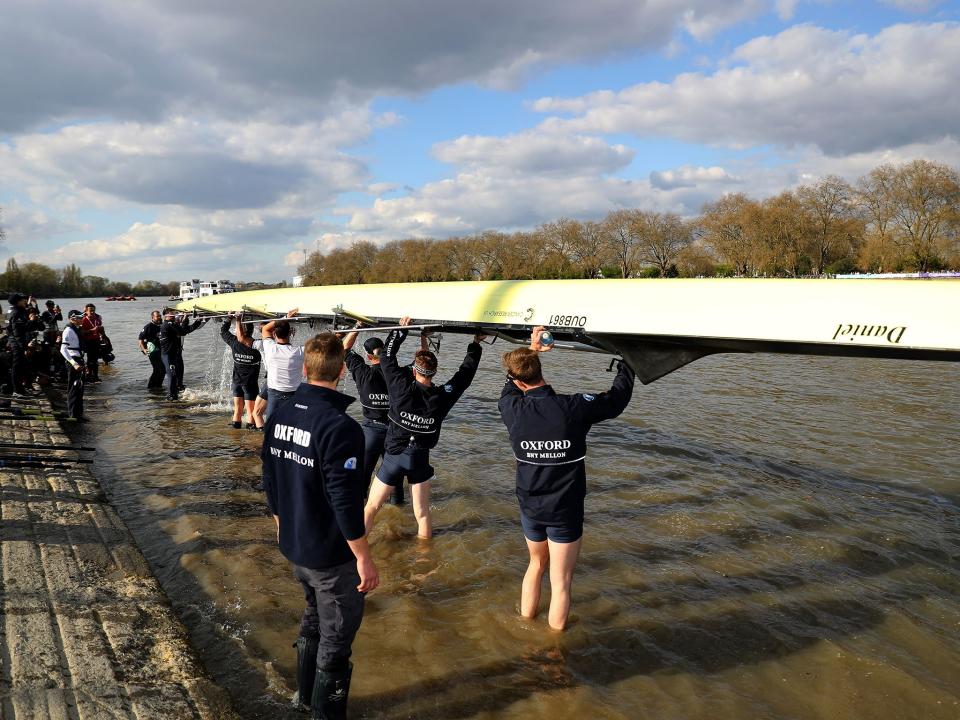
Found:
[0,404,239,720]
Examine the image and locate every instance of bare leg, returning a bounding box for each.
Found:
[244,399,256,424]
[252,395,267,428]
[521,537,549,619]
[364,478,394,535]
[546,537,582,631]
[410,480,432,539]
[232,397,243,422]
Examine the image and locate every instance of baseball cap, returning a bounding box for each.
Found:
[363,337,384,355]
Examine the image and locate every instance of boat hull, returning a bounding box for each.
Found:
[177,278,960,382]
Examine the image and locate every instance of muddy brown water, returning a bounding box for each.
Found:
[55,297,959,719]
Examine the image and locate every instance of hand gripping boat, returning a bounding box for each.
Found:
[178,278,960,384]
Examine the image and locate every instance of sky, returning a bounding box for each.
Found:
[1,0,958,283]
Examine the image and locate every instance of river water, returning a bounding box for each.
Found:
[58,296,959,720]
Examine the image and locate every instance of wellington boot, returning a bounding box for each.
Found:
[292,635,320,710]
[310,663,352,720]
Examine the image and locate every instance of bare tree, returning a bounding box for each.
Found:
[601,209,642,278]
[632,211,692,276]
[885,159,959,271]
[569,220,608,278]
[796,176,861,275]
[698,193,762,276]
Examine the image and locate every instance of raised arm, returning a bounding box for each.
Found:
[379,325,409,392]
[236,313,250,343]
[220,316,235,345]
[341,323,360,352]
[440,335,485,409]
[262,307,298,340]
[580,360,636,425]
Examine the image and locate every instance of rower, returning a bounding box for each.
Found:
[158,309,207,401]
[363,316,486,539]
[342,327,433,504]
[499,326,635,631]
[221,312,262,429]
[261,309,304,421]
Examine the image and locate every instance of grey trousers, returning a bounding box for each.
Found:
[294,560,365,669]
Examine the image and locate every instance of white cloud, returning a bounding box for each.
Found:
[536,23,960,156]
[681,0,767,40]
[650,165,741,190]
[433,132,634,177]
[775,0,800,20]
[0,201,86,245]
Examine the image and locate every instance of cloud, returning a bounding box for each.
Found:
[536,23,960,156]
[7,115,370,211]
[650,165,741,190]
[30,221,288,282]
[0,0,775,133]
[0,201,85,245]
[433,132,634,177]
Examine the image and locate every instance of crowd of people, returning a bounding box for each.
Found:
[2,293,113,420]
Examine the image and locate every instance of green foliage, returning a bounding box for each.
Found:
[714,264,736,278]
[824,257,860,275]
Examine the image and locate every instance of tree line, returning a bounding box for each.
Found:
[300,159,960,285]
[0,258,181,299]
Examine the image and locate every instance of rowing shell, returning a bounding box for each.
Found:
[177,278,960,384]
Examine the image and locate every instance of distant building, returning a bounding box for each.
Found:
[177,279,235,300]
[198,280,235,296]
[292,275,304,287]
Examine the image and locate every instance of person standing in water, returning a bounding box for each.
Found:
[341,327,432,504]
[221,313,262,429]
[499,326,635,631]
[78,303,104,382]
[138,310,166,390]
[261,309,303,421]
[363,317,485,539]
[261,331,378,719]
[158,310,206,401]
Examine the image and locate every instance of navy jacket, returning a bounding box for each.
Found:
[345,351,390,422]
[6,307,32,348]
[261,383,366,569]
[138,320,161,348]
[498,361,635,524]
[381,329,482,453]
[220,322,261,383]
[158,317,204,354]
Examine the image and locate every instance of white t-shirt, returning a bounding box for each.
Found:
[262,338,304,392]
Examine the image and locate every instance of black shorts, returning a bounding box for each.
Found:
[520,512,583,544]
[376,446,434,486]
[232,375,260,401]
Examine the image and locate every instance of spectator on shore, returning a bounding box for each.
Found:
[79,303,105,383]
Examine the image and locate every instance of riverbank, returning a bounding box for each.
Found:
[0,396,238,719]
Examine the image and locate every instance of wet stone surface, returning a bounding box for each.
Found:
[0,395,238,720]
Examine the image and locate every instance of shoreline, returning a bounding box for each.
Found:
[0,393,238,719]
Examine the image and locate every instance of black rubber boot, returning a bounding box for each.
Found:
[293,635,320,710]
[310,662,352,720]
[390,482,405,506]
